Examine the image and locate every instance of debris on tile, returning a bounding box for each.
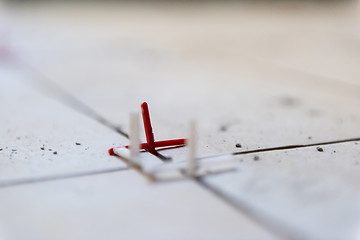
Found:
[317,147,324,152]
[220,125,227,132]
[280,96,300,107]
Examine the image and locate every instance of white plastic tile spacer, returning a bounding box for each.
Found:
[129,110,140,165]
[186,120,197,178]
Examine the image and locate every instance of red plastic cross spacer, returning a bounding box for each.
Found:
[108,102,187,156]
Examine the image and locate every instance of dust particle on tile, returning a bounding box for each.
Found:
[48,149,52,151]
[235,143,242,148]
[280,97,300,107]
[355,142,358,145]
[220,125,227,132]
[53,151,57,155]
[0,148,2,151]
[40,147,45,150]
[317,147,324,152]
[11,149,16,152]
[75,142,81,146]
[333,150,336,153]
[308,136,312,140]
[253,155,260,161]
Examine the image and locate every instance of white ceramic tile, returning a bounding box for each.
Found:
[0,170,277,240]
[0,65,129,183]
[202,142,360,240]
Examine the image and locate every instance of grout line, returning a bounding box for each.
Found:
[0,167,129,189]
[152,151,172,161]
[232,137,360,156]
[191,138,360,239]
[14,56,129,139]
[195,137,360,161]
[194,177,302,240]
[114,155,156,182]
[173,165,294,239]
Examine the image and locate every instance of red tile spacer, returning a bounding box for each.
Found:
[108,102,187,156]
[108,148,115,156]
[124,139,186,150]
[141,102,156,154]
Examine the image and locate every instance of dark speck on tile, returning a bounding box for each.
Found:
[280,97,300,107]
[317,147,324,152]
[76,142,81,146]
[220,125,227,132]
[235,143,242,148]
[253,155,260,161]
